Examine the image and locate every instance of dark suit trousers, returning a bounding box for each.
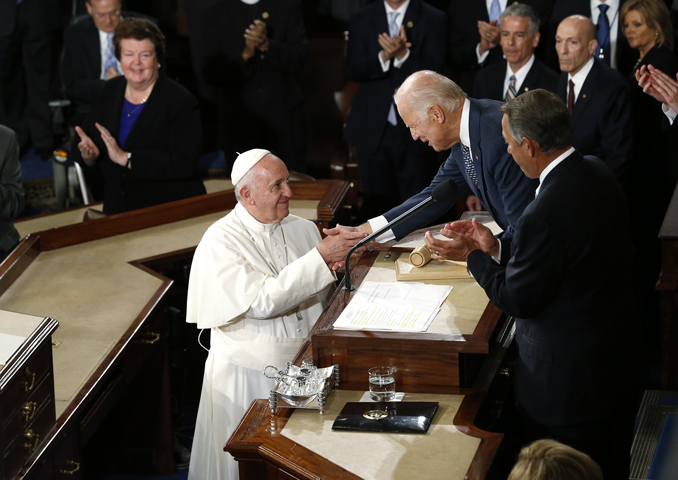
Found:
[356,122,439,220]
[516,397,639,480]
[0,0,59,151]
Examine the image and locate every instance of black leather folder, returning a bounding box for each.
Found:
[332,401,439,434]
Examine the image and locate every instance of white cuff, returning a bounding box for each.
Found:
[662,103,676,125]
[491,240,502,264]
[368,216,395,243]
[379,52,391,72]
[393,49,410,68]
[476,43,490,64]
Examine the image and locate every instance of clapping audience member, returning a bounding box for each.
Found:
[624,0,678,360]
[72,18,205,214]
[508,439,603,480]
[343,0,447,219]
[200,0,309,172]
[623,0,676,195]
[474,4,558,103]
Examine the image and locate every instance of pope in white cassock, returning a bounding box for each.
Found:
[186,149,365,480]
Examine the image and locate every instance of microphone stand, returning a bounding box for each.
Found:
[343,196,436,292]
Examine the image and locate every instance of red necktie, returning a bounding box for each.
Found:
[568,79,575,114]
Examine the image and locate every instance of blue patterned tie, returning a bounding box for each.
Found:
[505,75,517,102]
[489,0,502,24]
[595,4,611,66]
[386,11,400,126]
[461,144,479,188]
[389,11,400,37]
[102,33,118,79]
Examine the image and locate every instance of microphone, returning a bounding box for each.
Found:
[343,179,459,292]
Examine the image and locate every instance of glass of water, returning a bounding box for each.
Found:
[368,366,396,401]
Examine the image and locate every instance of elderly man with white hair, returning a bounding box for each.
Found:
[186,149,364,480]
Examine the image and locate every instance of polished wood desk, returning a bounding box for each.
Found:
[1,180,348,479]
[227,240,507,479]
[311,250,503,393]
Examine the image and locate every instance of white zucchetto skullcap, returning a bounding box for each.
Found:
[231,149,271,185]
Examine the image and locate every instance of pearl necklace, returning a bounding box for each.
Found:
[125,96,148,117]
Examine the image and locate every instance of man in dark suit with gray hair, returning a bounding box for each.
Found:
[428,89,644,480]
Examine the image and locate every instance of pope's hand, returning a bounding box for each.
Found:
[317,225,368,270]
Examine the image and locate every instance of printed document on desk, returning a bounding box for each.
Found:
[333,281,452,332]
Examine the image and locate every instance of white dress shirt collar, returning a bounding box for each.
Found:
[536,147,575,196]
[568,56,595,102]
[504,54,535,95]
[459,97,472,150]
[384,0,410,17]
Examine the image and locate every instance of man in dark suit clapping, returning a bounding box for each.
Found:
[344,0,447,219]
[474,3,558,102]
[428,89,644,480]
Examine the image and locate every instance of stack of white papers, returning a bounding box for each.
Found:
[333,281,452,333]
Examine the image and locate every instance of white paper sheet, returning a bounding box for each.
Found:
[333,282,452,332]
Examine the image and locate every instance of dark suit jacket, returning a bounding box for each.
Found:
[446,0,553,92]
[468,151,642,426]
[71,74,205,214]
[473,57,559,101]
[382,98,538,239]
[201,0,308,166]
[62,12,153,107]
[557,59,632,182]
[343,0,447,155]
[0,125,23,256]
[547,0,633,74]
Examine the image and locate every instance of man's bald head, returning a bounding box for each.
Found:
[555,15,598,75]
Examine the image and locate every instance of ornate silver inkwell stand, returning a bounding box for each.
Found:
[264,359,340,415]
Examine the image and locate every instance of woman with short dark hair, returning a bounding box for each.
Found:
[73,17,205,214]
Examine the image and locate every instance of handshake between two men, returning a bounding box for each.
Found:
[323,217,494,266]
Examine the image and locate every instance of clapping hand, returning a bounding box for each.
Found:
[478,19,500,54]
[95,123,128,168]
[75,126,100,166]
[425,219,499,261]
[636,64,678,113]
[379,25,412,62]
[243,19,268,59]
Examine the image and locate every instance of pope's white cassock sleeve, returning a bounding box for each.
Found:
[186,203,336,480]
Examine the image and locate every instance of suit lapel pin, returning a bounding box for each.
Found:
[262,12,269,19]
[406,21,413,28]
[475,155,479,160]
[524,87,529,91]
[582,94,587,99]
